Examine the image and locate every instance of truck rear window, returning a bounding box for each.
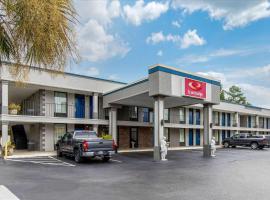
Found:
[74,131,98,139]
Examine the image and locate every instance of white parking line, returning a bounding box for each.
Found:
[0,185,20,200]
[6,156,75,167]
[110,159,122,163]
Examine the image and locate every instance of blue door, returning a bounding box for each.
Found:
[196,129,200,145]
[189,109,194,125]
[227,130,231,138]
[195,110,200,125]
[189,129,194,146]
[222,130,226,141]
[89,96,93,119]
[75,94,85,118]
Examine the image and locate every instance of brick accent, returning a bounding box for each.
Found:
[118,126,130,149]
[138,127,153,148]
[169,128,180,147]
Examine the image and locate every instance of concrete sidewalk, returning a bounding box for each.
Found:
[118,145,223,153]
[6,150,56,159]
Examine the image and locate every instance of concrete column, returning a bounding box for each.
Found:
[85,95,89,119]
[93,93,99,119]
[153,96,165,161]
[1,80,8,114]
[185,108,189,125]
[1,121,9,146]
[203,104,213,157]
[109,107,117,144]
[256,115,259,135]
[200,109,203,125]
[185,128,189,146]
[219,130,222,145]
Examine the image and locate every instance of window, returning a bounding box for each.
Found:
[179,129,185,146]
[142,108,149,122]
[164,109,170,122]
[104,108,109,120]
[222,113,226,126]
[248,116,252,128]
[179,108,185,124]
[189,109,194,125]
[214,112,220,126]
[54,92,67,117]
[227,113,231,127]
[129,106,138,121]
[54,124,67,146]
[195,109,200,125]
[89,96,93,119]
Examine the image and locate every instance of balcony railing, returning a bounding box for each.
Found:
[17,102,94,118]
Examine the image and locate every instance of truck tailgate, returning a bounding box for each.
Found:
[87,139,113,151]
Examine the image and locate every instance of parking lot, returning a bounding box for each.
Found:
[1,148,270,200]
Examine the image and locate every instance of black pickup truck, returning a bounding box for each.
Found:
[222,133,270,150]
[56,131,117,163]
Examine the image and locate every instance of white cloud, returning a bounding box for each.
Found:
[75,0,121,25]
[123,0,169,26]
[157,50,163,56]
[198,64,270,108]
[146,29,205,49]
[146,31,180,44]
[180,29,206,48]
[108,74,119,80]
[172,20,181,28]
[171,0,270,30]
[86,67,99,76]
[178,48,251,64]
[78,20,130,62]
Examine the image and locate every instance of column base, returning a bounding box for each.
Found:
[203,145,211,157]
[153,146,161,161]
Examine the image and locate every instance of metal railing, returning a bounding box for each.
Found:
[18,102,94,118]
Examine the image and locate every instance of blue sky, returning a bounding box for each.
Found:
[70,0,270,108]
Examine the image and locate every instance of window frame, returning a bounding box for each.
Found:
[54,91,68,117]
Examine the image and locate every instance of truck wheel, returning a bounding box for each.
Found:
[102,156,111,162]
[251,142,258,150]
[74,149,82,163]
[57,147,62,157]
[224,142,230,148]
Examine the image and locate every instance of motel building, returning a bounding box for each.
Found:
[1,63,270,160]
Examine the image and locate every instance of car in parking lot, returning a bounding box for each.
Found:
[56,131,117,163]
[222,133,270,149]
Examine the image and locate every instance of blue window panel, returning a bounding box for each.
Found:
[189,109,194,125]
[267,119,269,129]
[189,129,194,146]
[227,113,231,127]
[143,108,149,122]
[75,94,85,118]
[222,113,226,126]
[195,110,200,125]
[195,129,200,146]
[89,96,93,119]
[222,130,226,141]
[248,116,251,128]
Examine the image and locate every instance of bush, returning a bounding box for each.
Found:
[102,134,112,140]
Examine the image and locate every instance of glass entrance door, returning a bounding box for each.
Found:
[130,127,138,148]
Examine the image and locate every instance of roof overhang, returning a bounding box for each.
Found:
[103,64,221,108]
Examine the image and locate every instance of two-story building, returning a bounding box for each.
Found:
[1,63,270,160]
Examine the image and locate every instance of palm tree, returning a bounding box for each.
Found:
[0,0,77,78]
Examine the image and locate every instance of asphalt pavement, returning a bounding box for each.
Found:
[1,147,270,200]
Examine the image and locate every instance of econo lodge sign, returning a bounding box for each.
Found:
[185,78,206,99]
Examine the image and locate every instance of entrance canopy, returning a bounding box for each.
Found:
[103,64,221,108]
